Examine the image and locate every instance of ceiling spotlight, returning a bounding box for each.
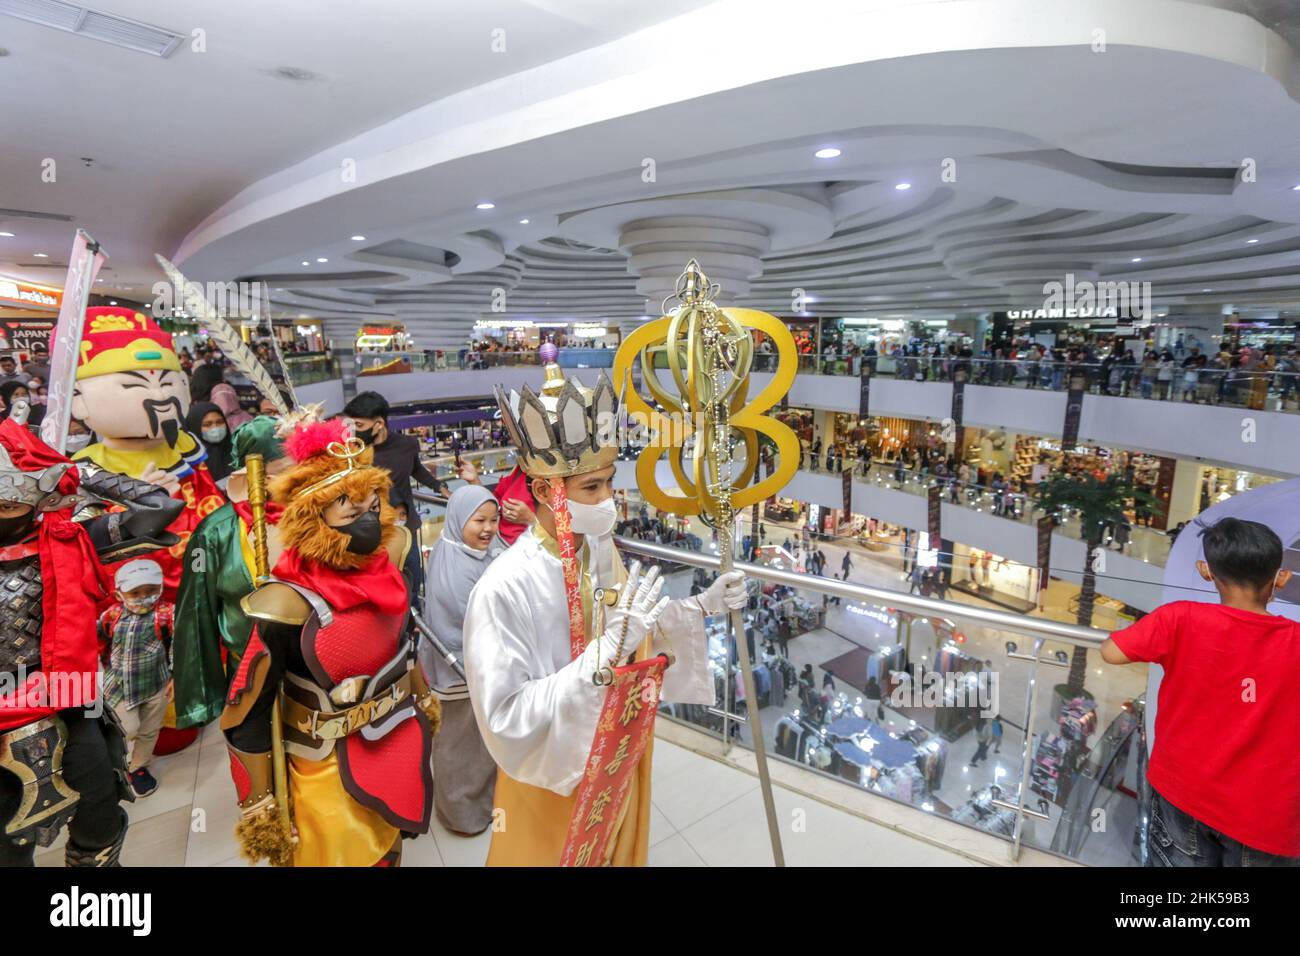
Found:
[1293,185,1300,191]
[518,218,530,224]
[350,235,366,241]
[32,252,47,258]
[1247,238,1259,244]
[476,202,495,210]
[1202,288,1212,292]
[814,147,842,159]
[895,182,912,190]
[1131,257,1142,262]
[0,231,13,238]
[109,300,117,305]
[316,257,328,263]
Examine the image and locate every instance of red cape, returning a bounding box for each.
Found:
[0,420,111,730]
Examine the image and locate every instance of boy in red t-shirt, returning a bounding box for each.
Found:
[1102,517,1300,866]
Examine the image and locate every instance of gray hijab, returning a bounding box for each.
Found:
[421,485,500,688]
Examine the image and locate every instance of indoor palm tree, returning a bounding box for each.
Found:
[1035,473,1164,696]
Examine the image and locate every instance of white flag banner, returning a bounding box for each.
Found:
[41,230,107,452]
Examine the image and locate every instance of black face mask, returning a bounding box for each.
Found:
[353,426,376,446]
[0,511,36,547]
[337,511,382,555]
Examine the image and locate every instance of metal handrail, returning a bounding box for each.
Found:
[410,490,1109,648]
[613,536,1109,649]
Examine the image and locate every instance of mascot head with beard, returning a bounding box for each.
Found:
[71,306,190,452]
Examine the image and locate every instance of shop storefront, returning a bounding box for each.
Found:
[0,277,62,370]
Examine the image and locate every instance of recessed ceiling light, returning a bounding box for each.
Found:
[350,235,366,241]
[1202,288,1212,292]
[814,147,842,159]
[316,257,328,263]
[894,182,912,191]
[1246,238,1259,244]
[1131,257,1142,262]
[519,219,530,225]
[0,231,13,238]
[1293,185,1300,191]
[301,261,310,266]
[109,300,117,305]
[32,252,47,258]
[476,202,495,210]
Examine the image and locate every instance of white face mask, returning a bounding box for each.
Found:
[566,496,617,537]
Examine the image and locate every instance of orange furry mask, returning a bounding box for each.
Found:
[269,422,398,570]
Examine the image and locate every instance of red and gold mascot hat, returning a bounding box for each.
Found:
[76,306,180,381]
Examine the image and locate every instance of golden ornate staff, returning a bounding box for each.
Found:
[613,260,799,867]
[245,453,295,857]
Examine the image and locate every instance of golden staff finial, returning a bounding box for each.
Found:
[612,259,799,867]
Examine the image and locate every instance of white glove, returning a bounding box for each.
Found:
[696,570,748,616]
[592,561,669,672]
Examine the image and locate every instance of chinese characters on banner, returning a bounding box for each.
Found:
[561,655,668,867]
[928,483,942,542]
[1037,515,1053,597]
[1061,369,1088,449]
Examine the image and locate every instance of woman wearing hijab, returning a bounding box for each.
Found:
[185,401,234,487]
[421,484,502,834]
[210,381,254,430]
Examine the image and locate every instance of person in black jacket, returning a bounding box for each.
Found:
[342,391,479,540]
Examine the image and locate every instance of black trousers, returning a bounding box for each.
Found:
[0,710,123,866]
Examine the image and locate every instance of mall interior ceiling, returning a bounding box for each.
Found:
[7,1,1300,348]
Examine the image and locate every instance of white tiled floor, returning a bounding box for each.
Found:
[37,721,978,867]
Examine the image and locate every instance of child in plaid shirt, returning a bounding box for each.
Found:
[98,559,174,797]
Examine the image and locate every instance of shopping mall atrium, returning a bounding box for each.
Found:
[1,0,1298,892]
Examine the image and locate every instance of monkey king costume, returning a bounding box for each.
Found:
[462,357,743,866]
[0,417,182,866]
[221,419,438,867]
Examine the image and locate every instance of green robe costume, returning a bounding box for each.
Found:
[171,414,287,729]
[172,501,259,728]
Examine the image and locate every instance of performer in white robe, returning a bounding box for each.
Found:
[463,354,746,865]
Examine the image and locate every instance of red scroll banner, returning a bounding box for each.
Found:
[549,479,588,662]
[560,654,668,866]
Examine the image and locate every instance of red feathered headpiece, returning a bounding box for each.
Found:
[284,418,352,464]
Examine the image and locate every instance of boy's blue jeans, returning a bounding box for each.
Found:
[1148,788,1298,867]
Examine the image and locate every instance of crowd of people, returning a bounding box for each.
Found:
[756,329,1300,408]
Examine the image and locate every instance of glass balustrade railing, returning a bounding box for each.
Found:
[611,536,1148,866]
[412,484,1154,865]
[759,353,1300,415]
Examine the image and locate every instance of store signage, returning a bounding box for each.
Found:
[1,318,56,354]
[1036,516,1053,596]
[0,279,62,309]
[842,467,852,518]
[848,604,897,628]
[927,483,941,542]
[858,368,870,419]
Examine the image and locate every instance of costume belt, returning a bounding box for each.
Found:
[0,716,80,848]
[281,669,434,742]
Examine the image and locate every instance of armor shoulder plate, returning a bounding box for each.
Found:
[240,582,313,626]
[386,524,412,569]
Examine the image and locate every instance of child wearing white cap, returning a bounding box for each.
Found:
[97,559,175,797]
